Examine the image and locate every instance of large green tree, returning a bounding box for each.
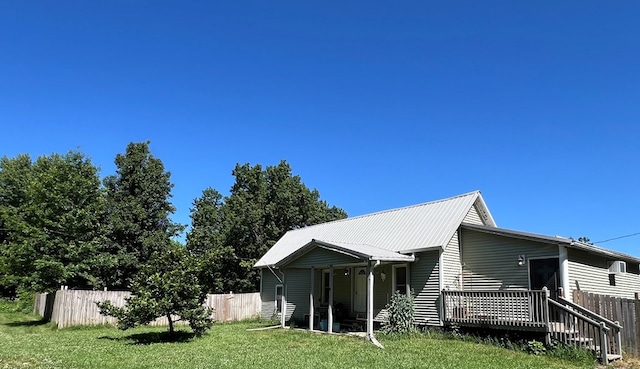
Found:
[186,160,346,293]
[100,142,184,290]
[0,151,105,293]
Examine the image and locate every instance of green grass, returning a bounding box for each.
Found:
[0,308,596,369]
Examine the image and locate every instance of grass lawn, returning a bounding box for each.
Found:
[0,309,596,369]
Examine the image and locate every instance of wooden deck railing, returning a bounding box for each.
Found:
[442,290,549,330]
[442,289,621,363]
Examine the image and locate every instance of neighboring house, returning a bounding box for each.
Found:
[254,191,640,360]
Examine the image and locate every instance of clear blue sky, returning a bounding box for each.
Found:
[1,2,638,256]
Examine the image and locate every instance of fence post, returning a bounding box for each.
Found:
[599,322,608,363]
[615,320,622,356]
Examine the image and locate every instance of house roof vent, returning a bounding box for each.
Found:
[608,260,627,275]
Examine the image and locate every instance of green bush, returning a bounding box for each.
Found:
[525,340,546,355]
[381,291,416,334]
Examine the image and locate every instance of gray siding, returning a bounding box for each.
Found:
[442,232,462,290]
[374,264,394,310]
[411,250,440,326]
[283,268,310,321]
[567,249,640,299]
[461,229,559,290]
[284,247,360,268]
[463,204,484,225]
[260,268,281,319]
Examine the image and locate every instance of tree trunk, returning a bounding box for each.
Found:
[167,313,174,335]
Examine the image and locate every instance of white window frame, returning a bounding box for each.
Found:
[392,264,409,295]
[275,284,283,314]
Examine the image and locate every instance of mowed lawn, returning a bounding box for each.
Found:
[0,311,595,369]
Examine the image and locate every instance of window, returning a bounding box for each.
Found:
[393,265,408,295]
[275,284,283,313]
[322,271,330,304]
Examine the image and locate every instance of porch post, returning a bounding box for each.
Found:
[309,267,315,330]
[367,260,374,337]
[558,245,570,301]
[328,265,334,333]
[281,270,287,328]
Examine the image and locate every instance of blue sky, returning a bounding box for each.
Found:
[1,2,639,255]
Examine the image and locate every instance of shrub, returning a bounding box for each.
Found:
[381,291,416,334]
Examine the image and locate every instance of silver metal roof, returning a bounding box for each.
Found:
[461,223,640,264]
[255,191,489,267]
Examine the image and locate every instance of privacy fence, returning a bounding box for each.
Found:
[573,290,640,357]
[34,289,261,328]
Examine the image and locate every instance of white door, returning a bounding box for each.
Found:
[354,267,367,312]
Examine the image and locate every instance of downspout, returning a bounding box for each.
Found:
[267,265,283,284]
[367,259,384,348]
[438,247,444,325]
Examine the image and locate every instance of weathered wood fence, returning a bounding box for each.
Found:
[34,289,261,328]
[573,290,640,357]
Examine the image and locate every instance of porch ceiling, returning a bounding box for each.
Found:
[275,239,415,268]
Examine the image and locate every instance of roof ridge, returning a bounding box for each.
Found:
[290,190,480,233]
[314,238,379,248]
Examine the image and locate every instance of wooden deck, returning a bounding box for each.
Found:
[442,290,622,363]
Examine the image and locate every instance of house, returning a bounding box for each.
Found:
[254,191,640,359]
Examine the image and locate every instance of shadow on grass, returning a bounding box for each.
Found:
[4,318,51,327]
[99,330,197,345]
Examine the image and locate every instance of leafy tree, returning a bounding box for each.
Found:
[101,142,184,289]
[186,160,347,293]
[0,151,105,294]
[97,246,213,335]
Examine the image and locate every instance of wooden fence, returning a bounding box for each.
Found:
[573,290,640,358]
[34,289,261,328]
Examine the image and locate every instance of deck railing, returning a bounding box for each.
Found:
[442,290,549,329]
[442,289,621,363]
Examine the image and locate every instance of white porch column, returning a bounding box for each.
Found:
[309,267,315,330]
[559,245,570,301]
[281,270,287,328]
[328,265,334,333]
[367,260,374,337]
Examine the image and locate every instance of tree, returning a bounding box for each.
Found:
[97,246,213,335]
[185,188,231,293]
[0,151,105,294]
[101,142,184,289]
[186,160,347,293]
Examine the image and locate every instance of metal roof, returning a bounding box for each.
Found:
[255,191,489,267]
[461,223,640,264]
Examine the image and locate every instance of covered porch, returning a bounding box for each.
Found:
[275,239,415,344]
